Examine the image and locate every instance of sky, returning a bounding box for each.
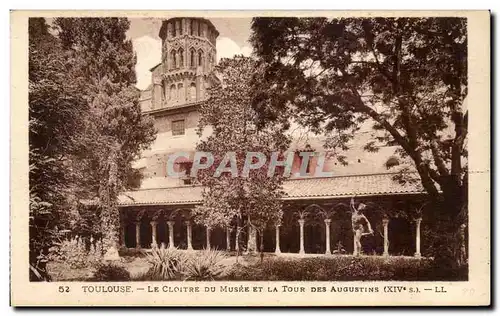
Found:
[128,18,253,90]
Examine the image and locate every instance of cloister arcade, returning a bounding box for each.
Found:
[119,195,428,258]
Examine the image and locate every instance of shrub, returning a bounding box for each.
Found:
[225,256,453,281]
[146,244,187,280]
[50,237,102,269]
[93,263,131,281]
[183,249,227,281]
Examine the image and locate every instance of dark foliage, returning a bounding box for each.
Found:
[92,263,131,281]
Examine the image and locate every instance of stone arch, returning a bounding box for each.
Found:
[302,204,326,253]
[331,202,353,254]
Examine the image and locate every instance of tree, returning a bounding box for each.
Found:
[250,17,467,265]
[53,18,156,257]
[29,18,88,279]
[193,56,290,260]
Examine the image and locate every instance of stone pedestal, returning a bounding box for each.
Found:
[103,246,120,261]
[324,219,331,255]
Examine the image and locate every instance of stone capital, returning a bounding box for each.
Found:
[324,218,332,224]
[382,218,390,225]
[415,217,423,224]
[298,219,305,225]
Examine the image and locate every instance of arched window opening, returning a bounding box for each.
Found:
[190,49,196,68]
[171,50,177,69]
[178,20,183,36]
[189,82,196,102]
[169,84,176,102]
[177,83,184,102]
[190,20,195,35]
[178,48,184,68]
[198,22,203,37]
[198,50,203,67]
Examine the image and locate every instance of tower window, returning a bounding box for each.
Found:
[189,82,196,101]
[178,48,184,68]
[190,49,196,68]
[177,83,184,102]
[198,50,203,67]
[169,84,176,101]
[171,50,177,69]
[172,119,185,136]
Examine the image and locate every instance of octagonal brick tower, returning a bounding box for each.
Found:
[148,18,219,110]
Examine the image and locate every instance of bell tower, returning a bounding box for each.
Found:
[149,18,219,110]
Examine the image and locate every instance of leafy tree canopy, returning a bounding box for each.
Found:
[250,17,468,222]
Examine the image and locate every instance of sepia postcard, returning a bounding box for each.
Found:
[11,10,490,306]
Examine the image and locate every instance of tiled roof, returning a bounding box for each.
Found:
[118,173,425,206]
[119,185,203,206]
[281,173,423,200]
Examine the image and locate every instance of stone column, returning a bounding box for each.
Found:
[185,221,193,251]
[275,224,281,254]
[167,221,175,249]
[415,218,422,258]
[226,227,231,251]
[135,222,141,249]
[298,219,305,255]
[206,226,211,250]
[324,219,331,255]
[150,221,157,247]
[383,218,390,256]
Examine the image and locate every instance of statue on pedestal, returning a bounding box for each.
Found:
[350,197,373,256]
